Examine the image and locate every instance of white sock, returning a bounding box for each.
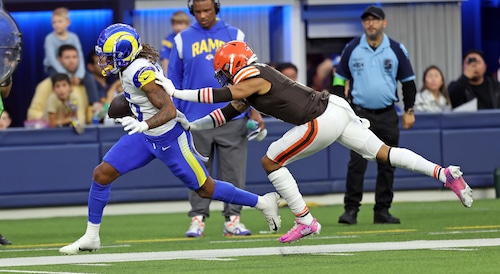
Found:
[85,221,101,238]
[389,147,444,183]
[268,167,313,225]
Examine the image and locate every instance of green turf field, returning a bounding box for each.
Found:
[1,198,499,273]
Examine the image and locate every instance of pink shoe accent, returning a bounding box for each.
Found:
[444,167,473,208]
[279,218,321,243]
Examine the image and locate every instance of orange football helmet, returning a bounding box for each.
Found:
[213,40,258,86]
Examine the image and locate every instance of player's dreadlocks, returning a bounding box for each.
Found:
[136,43,160,64]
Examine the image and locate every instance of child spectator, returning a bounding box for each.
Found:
[44,73,84,133]
[160,11,191,75]
[43,7,85,80]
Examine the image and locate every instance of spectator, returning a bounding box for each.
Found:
[448,50,500,110]
[27,45,90,124]
[414,65,451,113]
[0,107,11,129]
[332,5,417,225]
[275,62,298,81]
[86,51,119,103]
[160,11,191,75]
[168,0,264,237]
[43,73,84,134]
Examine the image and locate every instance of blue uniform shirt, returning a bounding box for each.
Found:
[168,19,246,121]
[335,34,415,109]
[159,32,176,61]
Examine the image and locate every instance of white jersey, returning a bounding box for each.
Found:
[120,58,176,136]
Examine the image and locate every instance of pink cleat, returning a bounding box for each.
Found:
[279,218,321,243]
[444,166,473,208]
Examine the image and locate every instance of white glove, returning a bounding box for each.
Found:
[175,111,191,131]
[116,116,149,135]
[154,71,177,97]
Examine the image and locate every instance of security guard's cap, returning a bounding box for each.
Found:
[361,6,385,20]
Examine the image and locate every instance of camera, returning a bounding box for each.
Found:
[467,57,477,64]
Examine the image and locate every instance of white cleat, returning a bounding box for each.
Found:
[444,166,473,208]
[259,192,282,233]
[59,235,100,255]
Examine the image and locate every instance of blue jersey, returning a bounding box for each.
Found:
[168,19,246,121]
[335,34,415,109]
[159,32,176,61]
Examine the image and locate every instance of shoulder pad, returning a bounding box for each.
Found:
[233,66,260,85]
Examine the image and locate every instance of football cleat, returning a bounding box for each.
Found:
[59,235,100,255]
[279,218,321,243]
[444,166,473,208]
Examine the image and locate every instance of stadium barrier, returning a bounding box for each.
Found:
[1,110,499,208]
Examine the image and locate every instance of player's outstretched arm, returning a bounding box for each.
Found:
[154,71,266,103]
[188,100,249,131]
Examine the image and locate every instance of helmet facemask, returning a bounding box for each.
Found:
[215,63,233,87]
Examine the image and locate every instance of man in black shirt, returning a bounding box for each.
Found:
[448,50,500,109]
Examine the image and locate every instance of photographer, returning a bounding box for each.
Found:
[448,49,500,110]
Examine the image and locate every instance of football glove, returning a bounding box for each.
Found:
[154,72,177,97]
[175,111,191,131]
[116,116,149,135]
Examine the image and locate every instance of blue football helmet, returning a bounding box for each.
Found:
[95,23,142,76]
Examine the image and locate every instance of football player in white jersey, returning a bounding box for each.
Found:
[59,24,280,255]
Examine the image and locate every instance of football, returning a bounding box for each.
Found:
[108,93,133,119]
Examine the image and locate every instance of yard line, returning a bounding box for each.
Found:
[1,238,499,267]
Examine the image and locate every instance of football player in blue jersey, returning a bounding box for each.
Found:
[59,24,280,255]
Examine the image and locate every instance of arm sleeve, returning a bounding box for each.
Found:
[401,80,416,111]
[190,103,241,130]
[174,87,232,103]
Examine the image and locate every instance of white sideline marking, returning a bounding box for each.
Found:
[1,238,499,267]
[0,245,130,253]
